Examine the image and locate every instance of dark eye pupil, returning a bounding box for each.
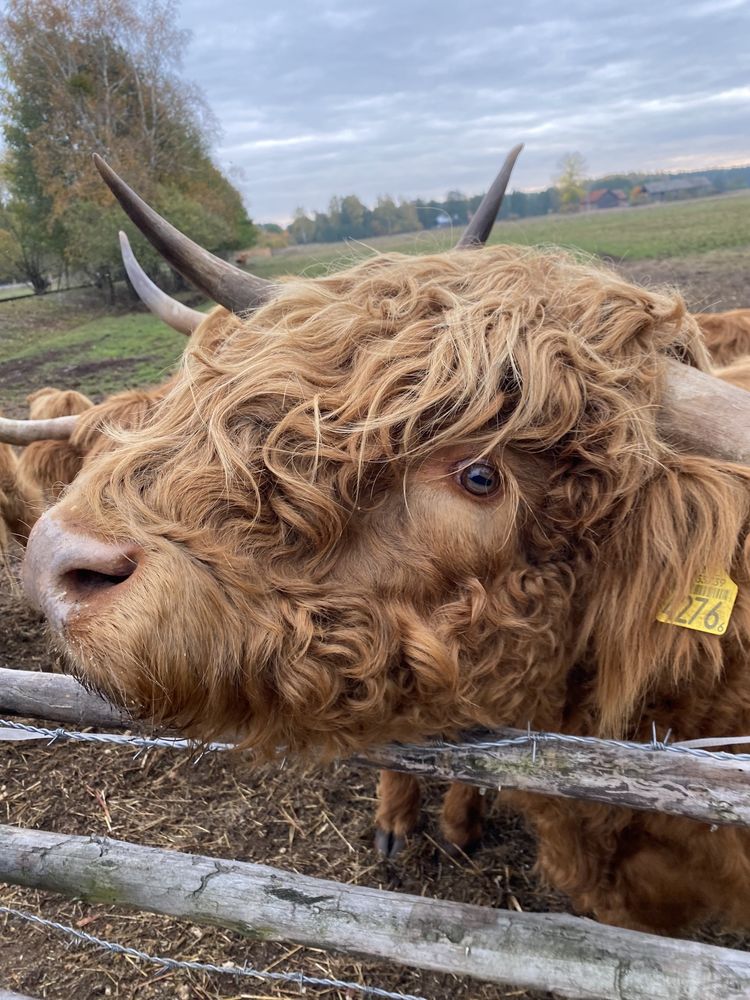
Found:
[459,463,501,496]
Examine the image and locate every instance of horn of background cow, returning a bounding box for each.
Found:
[94,154,276,314]
[661,360,750,466]
[119,232,204,336]
[456,143,524,248]
[0,415,78,446]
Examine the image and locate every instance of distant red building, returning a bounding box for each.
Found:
[582,188,628,209]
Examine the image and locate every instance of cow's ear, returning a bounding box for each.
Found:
[588,462,746,736]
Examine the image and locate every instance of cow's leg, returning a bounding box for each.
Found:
[440,781,484,854]
[374,770,421,858]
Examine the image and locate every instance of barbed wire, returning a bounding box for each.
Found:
[0,718,231,755]
[3,716,750,769]
[427,722,750,770]
[0,905,428,1000]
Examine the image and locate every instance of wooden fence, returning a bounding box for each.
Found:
[2,668,748,826]
[1,666,750,999]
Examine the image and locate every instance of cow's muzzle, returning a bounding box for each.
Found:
[23,510,142,633]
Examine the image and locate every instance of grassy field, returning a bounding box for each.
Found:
[250,189,750,280]
[1,309,187,398]
[0,286,206,412]
[0,285,33,302]
[0,190,748,413]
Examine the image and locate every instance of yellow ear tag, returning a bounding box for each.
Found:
[657,571,738,635]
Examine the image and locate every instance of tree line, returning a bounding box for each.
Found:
[287,187,563,245]
[0,0,256,295]
[286,160,750,246]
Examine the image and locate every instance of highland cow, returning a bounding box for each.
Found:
[0,441,20,556]
[696,308,750,365]
[0,436,40,553]
[12,155,750,935]
[5,386,169,537]
[15,388,94,508]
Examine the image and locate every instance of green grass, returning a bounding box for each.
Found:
[0,288,210,410]
[493,190,750,259]
[250,190,750,281]
[0,285,33,302]
[31,311,185,391]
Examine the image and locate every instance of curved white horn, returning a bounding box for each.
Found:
[0,415,78,446]
[119,232,204,336]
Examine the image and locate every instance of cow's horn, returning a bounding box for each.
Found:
[0,415,78,446]
[661,361,750,465]
[456,143,524,248]
[94,154,276,314]
[119,232,204,336]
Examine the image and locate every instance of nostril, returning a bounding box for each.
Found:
[23,511,143,630]
[61,563,136,598]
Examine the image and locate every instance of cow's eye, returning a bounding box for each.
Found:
[457,462,503,497]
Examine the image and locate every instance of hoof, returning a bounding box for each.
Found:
[441,835,481,859]
[374,827,406,858]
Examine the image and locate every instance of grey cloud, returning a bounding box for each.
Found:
[178,0,750,222]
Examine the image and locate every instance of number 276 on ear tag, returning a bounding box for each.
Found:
[657,572,738,636]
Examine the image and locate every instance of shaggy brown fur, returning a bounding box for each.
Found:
[27,387,92,419]
[696,308,750,365]
[0,442,19,556]
[70,309,231,459]
[72,385,172,457]
[716,355,750,393]
[16,388,93,508]
[0,443,15,558]
[41,246,750,933]
[0,438,40,553]
[393,319,750,857]
[381,345,750,858]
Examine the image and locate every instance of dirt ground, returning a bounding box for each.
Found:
[617,247,750,313]
[1,252,749,1000]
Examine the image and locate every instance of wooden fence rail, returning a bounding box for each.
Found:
[1,825,750,1000]
[0,668,126,727]
[1,667,749,827]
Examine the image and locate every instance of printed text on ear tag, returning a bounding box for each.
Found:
[657,571,738,635]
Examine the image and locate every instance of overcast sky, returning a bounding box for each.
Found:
[178,0,750,224]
